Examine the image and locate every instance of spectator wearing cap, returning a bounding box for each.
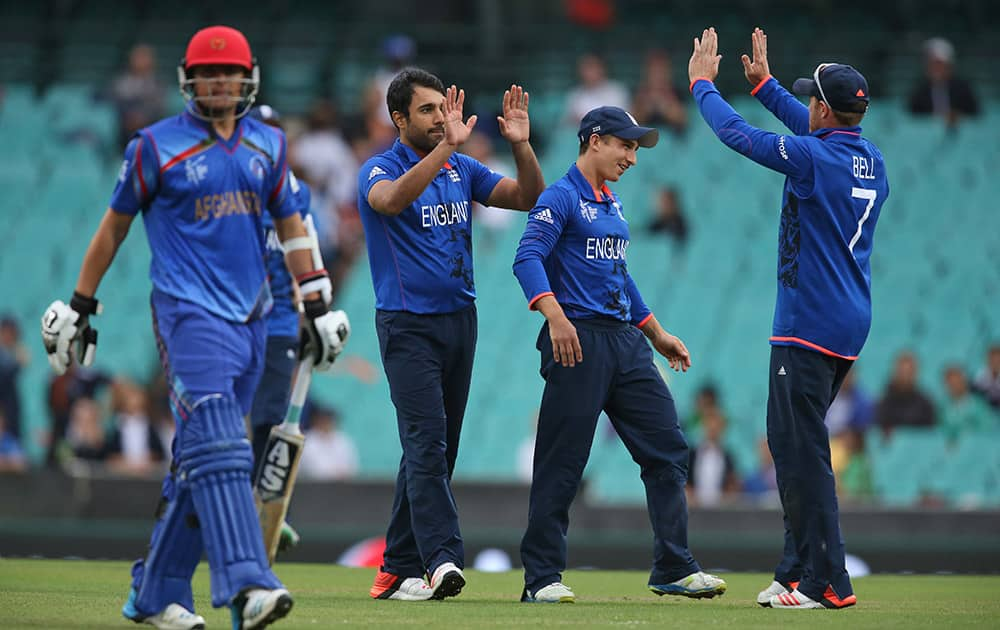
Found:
[513,104,726,603]
[690,27,888,609]
[908,37,980,125]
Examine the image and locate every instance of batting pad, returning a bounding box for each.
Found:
[131,473,203,617]
[180,395,283,607]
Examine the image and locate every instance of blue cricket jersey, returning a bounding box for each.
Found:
[110,111,298,322]
[357,139,503,313]
[262,173,310,338]
[512,164,652,325]
[692,77,889,359]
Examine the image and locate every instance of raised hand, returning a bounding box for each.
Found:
[443,84,478,147]
[741,27,771,86]
[688,26,723,84]
[497,84,530,145]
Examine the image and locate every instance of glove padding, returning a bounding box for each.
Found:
[301,299,350,372]
[41,293,100,375]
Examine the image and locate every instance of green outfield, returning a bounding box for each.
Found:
[2,559,998,629]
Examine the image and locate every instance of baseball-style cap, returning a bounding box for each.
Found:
[578,106,659,148]
[184,25,254,70]
[791,63,869,113]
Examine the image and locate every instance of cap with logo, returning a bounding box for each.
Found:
[183,25,254,70]
[578,106,659,148]
[791,63,869,114]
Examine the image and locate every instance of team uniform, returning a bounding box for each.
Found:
[249,172,310,463]
[357,138,502,585]
[513,163,702,598]
[112,108,295,617]
[691,73,888,606]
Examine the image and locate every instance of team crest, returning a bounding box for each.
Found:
[248,155,267,180]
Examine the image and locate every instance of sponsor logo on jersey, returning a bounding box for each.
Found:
[368,165,387,180]
[185,155,208,184]
[778,135,789,161]
[194,190,263,220]
[579,199,597,223]
[585,236,629,260]
[420,200,469,228]
[117,160,129,183]
[532,208,554,224]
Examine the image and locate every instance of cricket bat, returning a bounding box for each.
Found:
[255,358,313,565]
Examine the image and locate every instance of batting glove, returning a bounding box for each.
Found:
[301,299,350,372]
[41,292,100,375]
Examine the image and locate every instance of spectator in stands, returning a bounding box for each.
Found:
[111,44,167,148]
[46,365,111,467]
[685,382,720,432]
[0,314,28,441]
[105,379,165,477]
[366,34,418,128]
[298,404,358,480]
[972,344,1000,410]
[564,53,629,124]
[463,130,515,250]
[65,397,110,466]
[830,428,872,502]
[742,437,778,503]
[631,49,688,137]
[686,407,740,506]
[646,186,688,247]
[0,408,27,472]
[875,351,936,435]
[907,37,980,125]
[940,365,996,442]
[824,369,874,438]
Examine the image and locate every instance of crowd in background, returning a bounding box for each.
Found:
[0,32,994,505]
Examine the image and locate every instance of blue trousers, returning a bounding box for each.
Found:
[520,318,699,593]
[375,305,476,577]
[249,335,298,466]
[767,345,854,601]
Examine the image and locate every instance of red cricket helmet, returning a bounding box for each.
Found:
[183,25,253,70]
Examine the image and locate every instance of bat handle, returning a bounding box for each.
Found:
[286,359,313,426]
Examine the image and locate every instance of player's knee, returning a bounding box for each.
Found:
[177,395,254,478]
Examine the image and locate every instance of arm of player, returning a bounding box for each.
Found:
[368,85,476,216]
[486,85,545,211]
[741,27,810,135]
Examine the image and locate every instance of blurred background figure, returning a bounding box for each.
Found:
[939,364,996,442]
[972,344,1000,410]
[825,369,874,439]
[299,403,359,480]
[110,43,166,147]
[876,351,937,436]
[64,397,109,471]
[0,314,28,442]
[907,37,980,125]
[463,130,515,251]
[742,437,778,504]
[366,34,418,128]
[631,49,688,137]
[104,379,165,477]
[0,408,27,473]
[830,428,873,503]
[46,365,111,467]
[646,186,688,246]
[685,383,720,432]
[564,53,628,123]
[686,407,740,507]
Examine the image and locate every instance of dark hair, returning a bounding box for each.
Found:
[832,109,864,126]
[386,67,445,128]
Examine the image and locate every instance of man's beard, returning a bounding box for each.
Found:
[406,128,443,154]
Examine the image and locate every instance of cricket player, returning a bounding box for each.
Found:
[40,26,349,629]
[358,68,544,601]
[247,104,322,555]
[689,27,888,609]
[512,106,726,604]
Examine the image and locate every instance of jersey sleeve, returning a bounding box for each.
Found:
[691,79,814,187]
[624,273,652,327]
[358,156,401,209]
[466,156,504,206]
[265,131,297,220]
[512,187,570,308]
[750,76,810,136]
[288,170,311,219]
[108,133,160,215]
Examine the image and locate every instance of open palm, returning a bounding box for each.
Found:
[443,85,477,147]
[497,84,530,144]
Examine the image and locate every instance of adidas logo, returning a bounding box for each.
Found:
[533,208,554,224]
[368,165,387,180]
[777,365,787,376]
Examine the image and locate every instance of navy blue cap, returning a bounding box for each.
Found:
[578,106,659,148]
[249,104,281,125]
[791,63,869,114]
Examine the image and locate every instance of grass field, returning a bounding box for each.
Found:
[2,559,999,629]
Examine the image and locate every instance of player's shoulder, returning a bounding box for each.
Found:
[241,117,286,159]
[140,113,195,142]
[538,177,578,212]
[360,150,401,182]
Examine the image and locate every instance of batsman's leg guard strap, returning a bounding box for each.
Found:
[181,395,282,607]
[133,472,202,616]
